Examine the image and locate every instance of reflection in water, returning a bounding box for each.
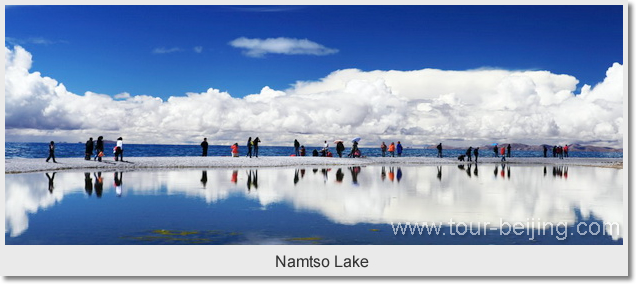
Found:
[46,172,56,193]
[114,172,123,197]
[5,165,623,243]
[201,171,208,187]
[94,172,104,198]
[84,172,93,196]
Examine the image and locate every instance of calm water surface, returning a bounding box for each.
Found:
[5,165,623,245]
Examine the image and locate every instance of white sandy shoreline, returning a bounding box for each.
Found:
[4,156,623,174]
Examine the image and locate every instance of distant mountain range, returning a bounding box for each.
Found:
[421,143,622,152]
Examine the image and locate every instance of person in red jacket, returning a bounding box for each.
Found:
[231,143,239,157]
[388,142,396,157]
[500,147,506,162]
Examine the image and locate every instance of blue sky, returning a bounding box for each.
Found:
[6,5,623,99]
[5,5,624,147]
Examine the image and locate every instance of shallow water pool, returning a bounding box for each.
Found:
[5,164,623,245]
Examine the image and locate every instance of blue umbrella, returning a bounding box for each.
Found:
[491,143,498,146]
[352,137,361,143]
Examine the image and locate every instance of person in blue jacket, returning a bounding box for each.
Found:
[396,141,404,157]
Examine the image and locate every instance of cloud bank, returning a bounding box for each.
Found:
[4,46,623,147]
[229,37,339,57]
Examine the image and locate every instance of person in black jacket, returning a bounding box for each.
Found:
[253,137,261,157]
[46,141,57,163]
[246,137,253,158]
[201,138,208,156]
[336,141,345,158]
[94,136,104,161]
[436,143,443,158]
[294,139,300,156]
[85,137,94,160]
[466,146,473,162]
[474,147,479,163]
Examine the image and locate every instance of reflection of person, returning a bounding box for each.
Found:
[381,166,386,181]
[247,170,258,191]
[473,164,478,177]
[46,172,56,193]
[396,167,402,182]
[544,166,547,176]
[201,138,208,156]
[114,172,123,197]
[388,167,395,182]
[84,172,93,196]
[494,166,498,177]
[437,166,442,181]
[335,168,344,183]
[201,171,208,187]
[294,169,300,185]
[46,141,57,163]
[507,165,510,179]
[349,167,360,185]
[231,170,238,184]
[466,164,472,178]
[94,172,104,198]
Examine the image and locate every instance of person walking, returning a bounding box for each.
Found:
[294,139,300,156]
[474,147,479,163]
[500,146,506,162]
[388,142,396,157]
[396,141,403,157]
[493,144,499,157]
[336,141,345,158]
[507,144,512,158]
[246,137,253,158]
[381,142,387,157]
[466,146,473,162]
[437,143,443,158]
[85,137,94,160]
[94,136,104,162]
[253,137,261,157]
[46,141,57,163]
[114,137,124,161]
[231,143,239,157]
[201,138,209,156]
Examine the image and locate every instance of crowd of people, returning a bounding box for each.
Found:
[45,136,573,162]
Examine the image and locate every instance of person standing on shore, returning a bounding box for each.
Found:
[493,144,499,157]
[231,143,239,157]
[246,137,253,158]
[336,141,345,158]
[294,139,300,156]
[543,145,548,157]
[114,137,125,161]
[46,141,57,163]
[564,144,569,158]
[396,141,403,157]
[94,136,104,162]
[201,138,208,156]
[507,144,512,158]
[381,142,387,157]
[253,137,261,157]
[388,142,395,157]
[553,146,557,157]
[85,137,94,160]
[500,146,506,162]
[437,143,443,158]
[474,147,479,163]
[300,145,306,156]
[466,146,473,162]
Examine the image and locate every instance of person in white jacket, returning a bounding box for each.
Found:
[115,137,125,161]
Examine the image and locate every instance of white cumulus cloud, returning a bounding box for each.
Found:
[4,46,624,148]
[229,37,339,58]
